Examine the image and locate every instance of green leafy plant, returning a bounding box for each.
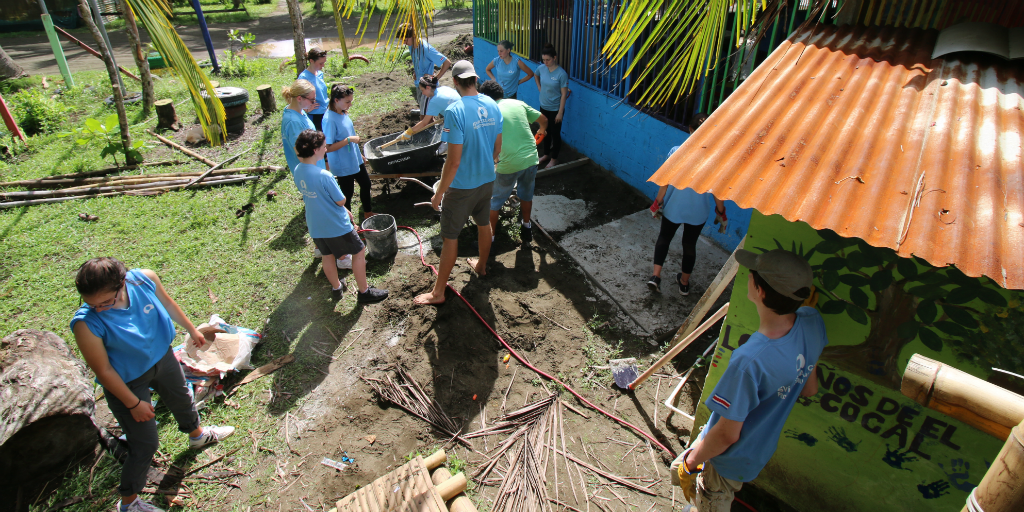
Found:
[220,30,258,78]
[9,87,68,136]
[755,230,1009,388]
[60,114,146,166]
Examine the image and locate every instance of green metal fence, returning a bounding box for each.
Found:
[474,0,500,43]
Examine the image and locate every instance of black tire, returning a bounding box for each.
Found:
[223,104,248,119]
[202,86,249,107]
[226,118,245,132]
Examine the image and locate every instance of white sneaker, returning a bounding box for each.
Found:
[188,425,235,449]
[336,254,353,269]
[116,498,166,512]
[314,247,323,258]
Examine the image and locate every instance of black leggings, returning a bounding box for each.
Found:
[538,108,562,160]
[308,113,324,131]
[336,164,373,213]
[653,217,705,274]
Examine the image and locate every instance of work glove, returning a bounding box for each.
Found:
[650,200,663,219]
[714,208,728,234]
[676,449,703,503]
[534,131,546,145]
[397,129,414,143]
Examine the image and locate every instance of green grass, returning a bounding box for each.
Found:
[1,51,418,512]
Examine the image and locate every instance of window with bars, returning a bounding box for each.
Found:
[569,0,630,97]
[529,0,573,65]
[474,0,500,43]
[498,0,531,58]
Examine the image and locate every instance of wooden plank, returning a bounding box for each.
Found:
[534,157,590,179]
[666,235,745,348]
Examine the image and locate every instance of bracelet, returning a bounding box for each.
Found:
[128,398,142,410]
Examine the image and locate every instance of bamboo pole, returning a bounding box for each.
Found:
[902,354,1024,441]
[0,165,280,189]
[0,161,183,188]
[0,176,258,209]
[1,175,247,199]
[961,418,1024,512]
[147,129,218,167]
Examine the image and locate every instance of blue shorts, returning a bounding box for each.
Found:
[490,165,538,210]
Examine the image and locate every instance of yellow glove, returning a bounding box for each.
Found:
[397,129,414,142]
[677,449,703,503]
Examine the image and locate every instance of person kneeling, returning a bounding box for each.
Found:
[292,129,389,304]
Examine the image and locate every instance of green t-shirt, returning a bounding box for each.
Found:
[495,98,542,174]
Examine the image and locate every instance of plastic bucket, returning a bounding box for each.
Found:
[360,214,398,260]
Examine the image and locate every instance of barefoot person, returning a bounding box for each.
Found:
[293,129,389,304]
[71,258,235,512]
[671,249,827,512]
[414,60,503,305]
[478,79,547,246]
[647,114,725,296]
[535,43,569,169]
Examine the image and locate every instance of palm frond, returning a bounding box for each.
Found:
[337,0,436,62]
[603,0,832,108]
[126,0,226,146]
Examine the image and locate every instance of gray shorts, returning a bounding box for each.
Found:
[440,182,493,239]
[313,230,364,257]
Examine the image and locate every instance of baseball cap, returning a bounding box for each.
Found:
[735,249,812,301]
[452,60,478,79]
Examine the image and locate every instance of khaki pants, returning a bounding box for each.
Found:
[695,462,744,512]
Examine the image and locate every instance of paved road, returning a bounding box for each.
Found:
[4,4,472,77]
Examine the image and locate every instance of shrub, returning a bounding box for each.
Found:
[9,87,68,136]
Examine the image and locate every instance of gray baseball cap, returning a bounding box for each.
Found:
[452,60,478,79]
[735,249,813,301]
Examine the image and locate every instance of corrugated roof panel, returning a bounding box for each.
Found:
[652,24,1024,289]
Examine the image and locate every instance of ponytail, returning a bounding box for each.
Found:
[281,79,315,102]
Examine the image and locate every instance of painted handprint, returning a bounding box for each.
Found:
[939,458,978,492]
[881,444,917,470]
[826,426,860,452]
[917,479,950,499]
[785,429,818,447]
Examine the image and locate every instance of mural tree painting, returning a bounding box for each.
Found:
[758,229,1008,389]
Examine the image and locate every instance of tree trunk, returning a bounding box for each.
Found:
[286,0,306,75]
[117,0,154,114]
[155,98,179,131]
[314,0,323,14]
[0,330,99,507]
[256,84,277,113]
[822,284,918,389]
[0,44,26,79]
[77,0,137,165]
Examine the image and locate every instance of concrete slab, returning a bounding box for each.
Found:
[531,194,591,232]
[558,209,731,335]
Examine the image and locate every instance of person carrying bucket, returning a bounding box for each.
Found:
[292,129,389,304]
[414,60,503,306]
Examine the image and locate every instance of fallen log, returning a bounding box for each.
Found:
[0,330,99,503]
[147,129,218,167]
[0,175,259,209]
[0,161,183,188]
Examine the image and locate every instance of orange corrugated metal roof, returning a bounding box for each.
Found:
[652,23,1024,289]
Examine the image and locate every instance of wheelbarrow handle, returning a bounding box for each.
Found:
[400,177,436,193]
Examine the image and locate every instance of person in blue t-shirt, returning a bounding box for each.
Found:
[398,23,452,115]
[485,40,534,99]
[672,249,827,512]
[395,75,462,154]
[535,43,569,168]
[297,48,328,131]
[292,129,389,304]
[414,60,503,305]
[281,79,324,172]
[324,84,374,224]
[70,258,235,512]
[647,114,726,296]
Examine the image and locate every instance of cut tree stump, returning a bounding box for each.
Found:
[155,98,179,131]
[256,84,276,113]
[0,329,100,507]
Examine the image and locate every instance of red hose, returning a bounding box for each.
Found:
[396,225,675,456]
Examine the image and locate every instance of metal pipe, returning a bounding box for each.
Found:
[190,0,220,72]
[37,0,75,87]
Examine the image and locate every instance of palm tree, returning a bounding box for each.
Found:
[602,0,831,108]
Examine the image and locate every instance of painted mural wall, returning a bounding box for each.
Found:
[471,37,752,251]
[694,211,1018,511]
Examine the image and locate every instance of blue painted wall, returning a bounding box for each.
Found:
[473,38,750,251]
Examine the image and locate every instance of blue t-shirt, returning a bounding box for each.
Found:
[492,55,523,97]
[70,269,176,384]
[410,40,448,85]
[700,307,829,482]
[663,145,713,225]
[282,108,324,171]
[324,110,361,177]
[292,162,353,239]
[441,94,502,190]
[297,69,328,115]
[537,65,569,111]
[426,86,461,118]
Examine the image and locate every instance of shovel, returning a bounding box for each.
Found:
[372,118,444,157]
[610,303,730,390]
